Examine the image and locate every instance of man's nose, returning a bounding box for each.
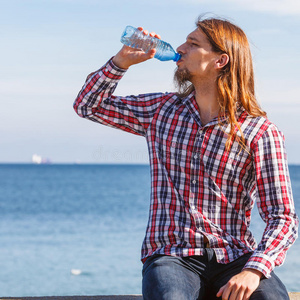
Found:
[176,43,185,54]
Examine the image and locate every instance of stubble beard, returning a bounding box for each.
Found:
[174,67,193,94]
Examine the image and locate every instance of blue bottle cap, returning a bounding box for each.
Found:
[173,53,181,62]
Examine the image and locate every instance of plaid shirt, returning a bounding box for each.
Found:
[74,58,298,278]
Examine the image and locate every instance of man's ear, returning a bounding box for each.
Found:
[215,53,229,70]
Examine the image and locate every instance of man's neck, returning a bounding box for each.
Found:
[193,80,220,126]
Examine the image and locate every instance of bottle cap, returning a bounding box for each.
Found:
[173,53,181,62]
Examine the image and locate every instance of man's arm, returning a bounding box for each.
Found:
[217,123,298,300]
[243,125,298,278]
[73,29,167,136]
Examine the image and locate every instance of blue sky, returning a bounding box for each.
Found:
[1,0,299,164]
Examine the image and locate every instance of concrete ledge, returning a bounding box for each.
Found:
[1,294,300,300]
[0,297,142,300]
[290,293,300,300]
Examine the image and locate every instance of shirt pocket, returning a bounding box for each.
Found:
[201,137,246,181]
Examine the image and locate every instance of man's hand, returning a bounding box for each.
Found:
[112,27,161,69]
[216,269,262,300]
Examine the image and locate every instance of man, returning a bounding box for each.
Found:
[74,16,298,300]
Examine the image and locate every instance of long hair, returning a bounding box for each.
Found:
[179,16,266,150]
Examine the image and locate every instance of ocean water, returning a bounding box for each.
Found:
[0,164,299,297]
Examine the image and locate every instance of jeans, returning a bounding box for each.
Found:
[142,249,289,300]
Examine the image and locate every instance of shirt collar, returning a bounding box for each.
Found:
[177,92,247,128]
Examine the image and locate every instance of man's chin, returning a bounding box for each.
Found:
[174,68,192,89]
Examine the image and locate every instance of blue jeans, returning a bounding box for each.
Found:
[142,249,289,300]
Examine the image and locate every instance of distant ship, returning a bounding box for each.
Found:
[32,154,52,164]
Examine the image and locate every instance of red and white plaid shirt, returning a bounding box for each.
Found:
[74,58,298,278]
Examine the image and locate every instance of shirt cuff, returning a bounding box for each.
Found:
[242,251,275,278]
[108,56,129,74]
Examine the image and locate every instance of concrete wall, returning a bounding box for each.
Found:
[1,294,300,300]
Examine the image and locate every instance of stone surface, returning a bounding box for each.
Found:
[1,295,300,300]
[289,293,300,300]
[0,297,142,300]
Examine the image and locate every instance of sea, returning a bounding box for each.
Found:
[0,163,299,297]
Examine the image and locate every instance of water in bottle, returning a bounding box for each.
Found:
[120,25,181,62]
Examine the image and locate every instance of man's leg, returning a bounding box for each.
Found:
[142,255,206,300]
[209,272,289,300]
[206,251,289,300]
[249,272,289,300]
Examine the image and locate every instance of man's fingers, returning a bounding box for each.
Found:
[150,32,161,39]
[243,287,253,300]
[222,285,234,300]
[216,285,225,297]
[137,27,149,35]
[216,284,255,300]
[235,288,244,300]
[137,27,161,39]
[148,48,156,57]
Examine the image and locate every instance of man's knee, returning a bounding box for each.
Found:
[251,289,289,300]
[250,272,289,300]
[142,255,203,300]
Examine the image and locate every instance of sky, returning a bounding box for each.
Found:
[1,0,299,164]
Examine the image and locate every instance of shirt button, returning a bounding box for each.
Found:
[192,180,197,184]
[194,154,198,159]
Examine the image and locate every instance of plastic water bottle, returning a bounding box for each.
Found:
[120,25,181,62]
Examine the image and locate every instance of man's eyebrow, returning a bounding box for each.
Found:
[186,36,200,43]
